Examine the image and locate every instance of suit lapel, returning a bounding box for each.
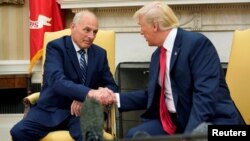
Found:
[85,45,96,85]
[151,48,160,88]
[147,49,160,107]
[169,28,183,106]
[65,37,83,82]
[169,28,182,72]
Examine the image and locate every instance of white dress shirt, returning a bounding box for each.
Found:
[72,39,88,64]
[160,28,177,113]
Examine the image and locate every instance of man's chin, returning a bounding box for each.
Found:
[147,43,153,46]
[81,43,91,48]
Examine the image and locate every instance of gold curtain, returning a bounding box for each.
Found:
[0,0,24,4]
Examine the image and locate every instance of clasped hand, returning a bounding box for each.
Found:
[88,87,117,105]
[70,87,116,116]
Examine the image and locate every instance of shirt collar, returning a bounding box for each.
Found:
[162,28,177,53]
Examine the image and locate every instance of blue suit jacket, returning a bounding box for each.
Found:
[26,36,118,127]
[119,28,244,133]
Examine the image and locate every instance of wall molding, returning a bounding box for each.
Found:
[57,0,250,9]
[0,60,42,83]
[0,60,30,75]
[58,1,250,32]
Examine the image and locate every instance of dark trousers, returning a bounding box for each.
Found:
[10,115,83,141]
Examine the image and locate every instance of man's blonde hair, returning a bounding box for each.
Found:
[133,1,179,30]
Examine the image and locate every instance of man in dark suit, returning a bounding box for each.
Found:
[116,1,245,138]
[10,10,118,141]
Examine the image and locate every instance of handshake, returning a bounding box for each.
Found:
[87,87,117,106]
[70,87,117,117]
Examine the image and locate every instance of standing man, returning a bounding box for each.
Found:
[11,10,118,141]
[117,1,245,138]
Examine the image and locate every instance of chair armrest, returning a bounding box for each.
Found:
[23,92,40,118]
[104,104,116,137]
[103,130,115,141]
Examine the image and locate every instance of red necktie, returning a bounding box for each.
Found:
[159,47,176,135]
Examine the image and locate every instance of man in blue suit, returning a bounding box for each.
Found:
[10,10,118,141]
[117,1,245,138]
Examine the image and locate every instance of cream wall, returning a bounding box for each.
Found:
[0,2,72,61]
[0,2,72,75]
[0,2,29,60]
[115,31,233,65]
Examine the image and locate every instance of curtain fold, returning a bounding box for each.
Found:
[0,0,25,4]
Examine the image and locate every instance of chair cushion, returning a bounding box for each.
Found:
[103,130,115,140]
[40,130,74,141]
[40,130,115,141]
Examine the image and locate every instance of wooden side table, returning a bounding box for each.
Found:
[0,73,31,113]
[0,74,30,90]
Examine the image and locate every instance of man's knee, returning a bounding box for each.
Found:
[126,127,138,138]
[10,124,24,140]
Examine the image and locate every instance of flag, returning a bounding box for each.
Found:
[29,0,64,73]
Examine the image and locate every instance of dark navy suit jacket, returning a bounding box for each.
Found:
[26,35,118,129]
[119,28,244,133]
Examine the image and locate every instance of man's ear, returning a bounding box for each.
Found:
[70,23,76,30]
[153,22,159,32]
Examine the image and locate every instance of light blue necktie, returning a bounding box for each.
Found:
[79,50,87,84]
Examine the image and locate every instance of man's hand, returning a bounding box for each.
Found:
[71,100,83,116]
[87,87,116,105]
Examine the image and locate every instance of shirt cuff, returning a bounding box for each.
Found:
[115,93,120,108]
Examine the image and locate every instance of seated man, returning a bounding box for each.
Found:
[116,1,245,138]
[10,10,118,141]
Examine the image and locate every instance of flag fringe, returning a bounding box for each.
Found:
[28,49,44,74]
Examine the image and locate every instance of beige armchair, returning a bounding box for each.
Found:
[23,29,117,141]
[226,28,250,125]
